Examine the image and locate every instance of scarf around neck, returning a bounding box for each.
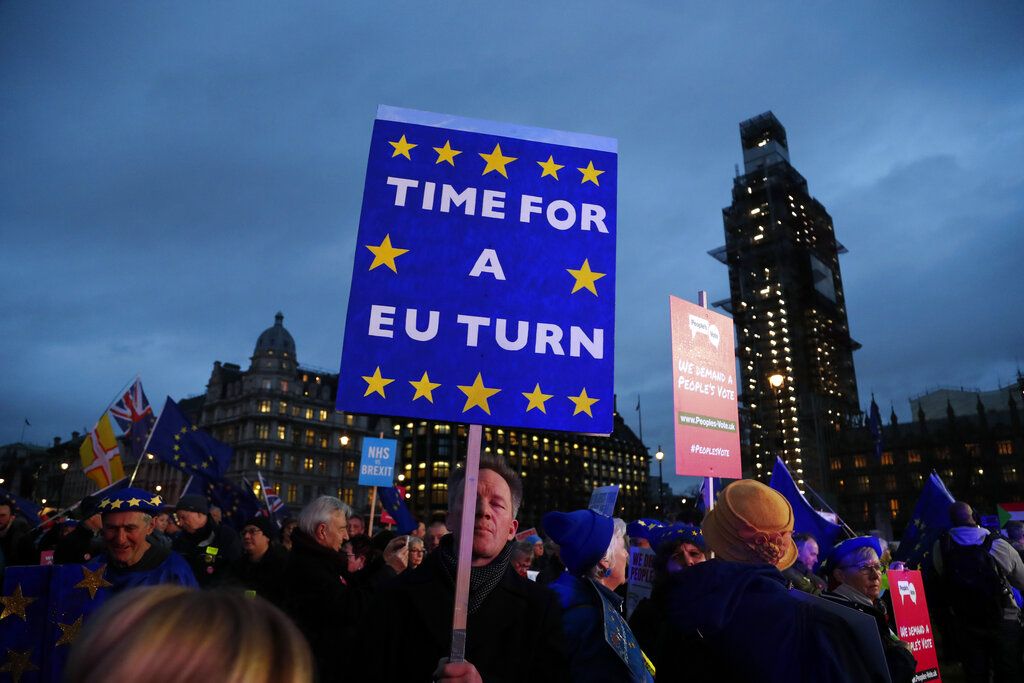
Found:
[438,535,514,614]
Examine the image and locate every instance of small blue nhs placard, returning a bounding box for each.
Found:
[336,106,617,434]
[359,437,398,487]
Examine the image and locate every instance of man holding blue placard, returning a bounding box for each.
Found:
[341,105,610,682]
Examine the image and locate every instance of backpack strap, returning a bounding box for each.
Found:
[982,534,1014,603]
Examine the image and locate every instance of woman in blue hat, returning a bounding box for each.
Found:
[543,509,654,683]
[821,536,917,683]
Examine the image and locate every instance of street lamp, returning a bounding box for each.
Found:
[655,446,665,515]
[60,462,69,471]
[768,373,785,469]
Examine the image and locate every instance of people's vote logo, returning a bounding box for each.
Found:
[688,315,720,349]
[897,579,917,605]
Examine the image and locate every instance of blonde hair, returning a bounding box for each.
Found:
[65,586,312,683]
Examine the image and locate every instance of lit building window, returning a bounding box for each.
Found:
[277,425,287,440]
[258,400,271,413]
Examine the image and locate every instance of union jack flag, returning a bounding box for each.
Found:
[109,379,154,431]
[257,471,285,519]
[266,491,285,515]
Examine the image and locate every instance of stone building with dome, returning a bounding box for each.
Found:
[178,313,653,527]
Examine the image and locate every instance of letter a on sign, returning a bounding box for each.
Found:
[469,249,506,280]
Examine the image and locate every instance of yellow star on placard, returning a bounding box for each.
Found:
[0,585,36,621]
[366,233,409,273]
[0,649,37,682]
[55,616,83,647]
[433,140,462,165]
[537,155,564,180]
[389,134,416,159]
[578,161,604,185]
[568,388,600,417]
[522,384,554,413]
[410,372,441,403]
[179,426,188,434]
[479,143,517,178]
[75,564,113,600]
[567,259,606,296]
[362,367,394,398]
[458,373,501,415]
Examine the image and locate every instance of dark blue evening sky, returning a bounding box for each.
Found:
[2,2,1022,492]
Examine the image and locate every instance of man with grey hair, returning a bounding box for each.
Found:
[283,495,352,682]
[84,486,197,592]
[359,454,569,682]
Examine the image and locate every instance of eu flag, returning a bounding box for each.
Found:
[893,472,955,569]
[0,564,113,682]
[147,397,232,480]
[769,457,844,552]
[378,485,418,534]
[186,476,263,531]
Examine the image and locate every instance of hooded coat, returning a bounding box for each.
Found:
[655,559,885,682]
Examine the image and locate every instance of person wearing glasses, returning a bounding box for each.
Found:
[822,536,916,683]
[234,515,288,607]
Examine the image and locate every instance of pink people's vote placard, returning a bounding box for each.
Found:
[888,569,942,682]
[670,296,741,479]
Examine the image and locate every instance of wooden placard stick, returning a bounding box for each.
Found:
[449,423,482,663]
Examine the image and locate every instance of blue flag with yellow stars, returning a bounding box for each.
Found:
[147,397,232,480]
[378,484,417,535]
[186,476,263,531]
[893,472,956,569]
[337,106,617,434]
[0,563,114,682]
[769,456,844,552]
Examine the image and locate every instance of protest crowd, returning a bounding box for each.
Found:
[2,454,1024,683]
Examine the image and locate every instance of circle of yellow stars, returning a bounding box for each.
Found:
[360,367,600,417]
[361,130,611,417]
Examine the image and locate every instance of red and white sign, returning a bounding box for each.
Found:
[670,296,741,478]
[888,569,942,682]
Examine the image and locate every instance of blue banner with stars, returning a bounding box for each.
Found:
[146,397,233,480]
[337,106,617,434]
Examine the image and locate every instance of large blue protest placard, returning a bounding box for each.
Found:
[358,437,398,487]
[337,106,617,433]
